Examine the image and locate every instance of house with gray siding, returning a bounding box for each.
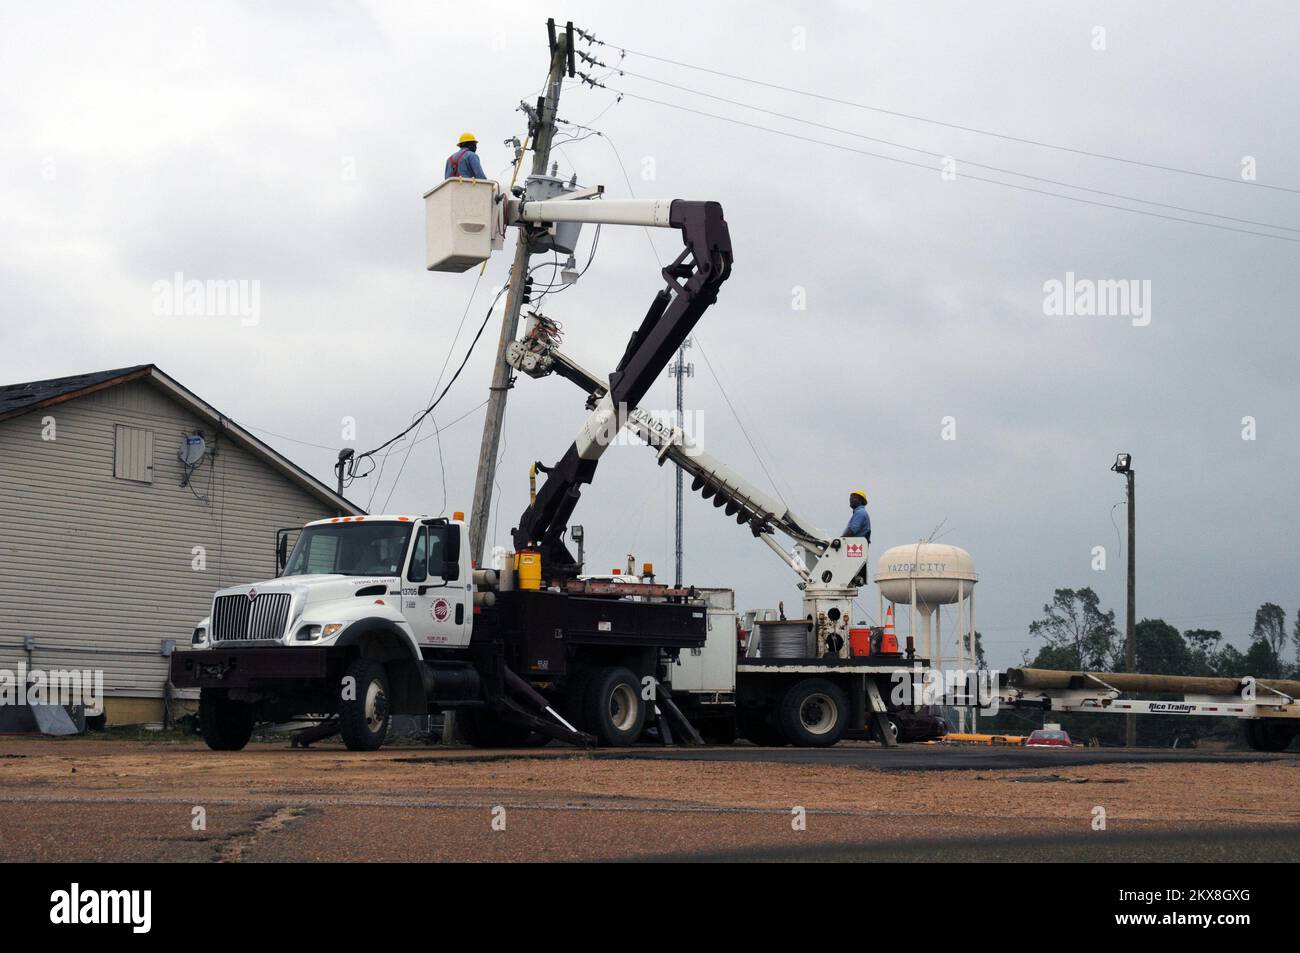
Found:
[0,365,362,725]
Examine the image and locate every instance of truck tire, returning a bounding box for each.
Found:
[700,717,738,745]
[338,659,391,751]
[870,714,901,745]
[560,668,593,730]
[779,679,849,747]
[199,688,254,751]
[1244,719,1294,752]
[459,708,537,748]
[739,712,788,747]
[584,666,646,746]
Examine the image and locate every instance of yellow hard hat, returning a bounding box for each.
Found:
[851,489,868,502]
[457,132,477,145]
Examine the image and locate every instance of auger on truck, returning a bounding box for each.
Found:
[170,177,941,751]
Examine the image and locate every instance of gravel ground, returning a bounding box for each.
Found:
[1,737,1297,861]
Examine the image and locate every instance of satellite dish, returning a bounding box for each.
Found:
[179,434,207,467]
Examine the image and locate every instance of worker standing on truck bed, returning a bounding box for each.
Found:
[445,132,486,180]
[842,489,871,542]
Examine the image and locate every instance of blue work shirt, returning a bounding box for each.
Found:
[444,147,486,180]
[843,504,871,539]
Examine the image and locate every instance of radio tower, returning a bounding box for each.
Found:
[668,338,693,586]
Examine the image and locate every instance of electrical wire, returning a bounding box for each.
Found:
[612,69,1299,235]
[379,271,485,511]
[350,283,511,477]
[609,88,1300,244]
[584,36,1300,195]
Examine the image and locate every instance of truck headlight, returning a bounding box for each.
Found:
[192,627,206,645]
[295,623,345,641]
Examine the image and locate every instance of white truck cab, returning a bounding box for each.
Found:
[189,515,473,656]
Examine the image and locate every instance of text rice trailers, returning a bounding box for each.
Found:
[665,588,946,747]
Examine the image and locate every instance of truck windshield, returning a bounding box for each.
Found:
[283,522,413,577]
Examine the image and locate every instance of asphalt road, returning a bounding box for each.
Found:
[593,743,1294,771]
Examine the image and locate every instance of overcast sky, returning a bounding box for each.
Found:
[3,1,1296,669]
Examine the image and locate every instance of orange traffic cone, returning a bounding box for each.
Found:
[881,605,899,654]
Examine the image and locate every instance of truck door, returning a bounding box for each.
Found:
[402,520,470,648]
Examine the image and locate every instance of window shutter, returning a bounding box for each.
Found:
[114,425,155,483]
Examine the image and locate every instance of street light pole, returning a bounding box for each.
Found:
[1112,452,1136,747]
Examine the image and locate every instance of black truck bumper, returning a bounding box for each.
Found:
[170,646,335,689]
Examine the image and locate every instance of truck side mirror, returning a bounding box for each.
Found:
[276,534,289,576]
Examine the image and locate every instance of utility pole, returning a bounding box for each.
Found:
[1111,452,1136,747]
[468,20,574,565]
[668,339,693,586]
[334,448,353,516]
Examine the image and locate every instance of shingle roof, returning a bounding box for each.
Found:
[0,365,152,419]
[0,364,362,515]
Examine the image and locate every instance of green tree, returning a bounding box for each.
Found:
[1244,639,1281,679]
[1129,618,1190,675]
[967,630,987,670]
[1215,643,1247,677]
[1184,628,1223,677]
[1028,587,1118,671]
[1250,603,1288,675]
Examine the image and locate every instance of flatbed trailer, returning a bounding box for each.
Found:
[999,667,1300,751]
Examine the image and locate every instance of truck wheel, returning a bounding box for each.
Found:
[779,679,849,747]
[199,688,254,751]
[584,667,646,746]
[739,712,788,747]
[870,714,901,745]
[1244,719,1294,752]
[460,708,537,747]
[700,718,738,745]
[338,659,391,751]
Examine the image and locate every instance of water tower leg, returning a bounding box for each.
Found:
[957,581,966,733]
[909,579,917,658]
[935,605,945,727]
[969,587,977,733]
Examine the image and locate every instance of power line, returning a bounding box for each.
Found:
[613,69,1299,235]
[380,272,485,511]
[240,423,337,452]
[610,88,1300,244]
[351,283,511,477]
[584,36,1300,196]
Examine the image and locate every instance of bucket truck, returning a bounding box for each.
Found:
[170,179,941,752]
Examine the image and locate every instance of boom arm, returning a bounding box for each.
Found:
[511,199,733,574]
[510,335,840,586]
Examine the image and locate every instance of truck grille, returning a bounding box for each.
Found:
[211,592,292,642]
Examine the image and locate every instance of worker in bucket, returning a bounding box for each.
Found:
[444,132,486,180]
[842,489,871,542]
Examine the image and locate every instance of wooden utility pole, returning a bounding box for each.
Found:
[468,21,572,565]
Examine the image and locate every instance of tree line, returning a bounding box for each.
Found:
[978,588,1297,746]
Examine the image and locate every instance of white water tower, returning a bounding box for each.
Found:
[875,543,978,675]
